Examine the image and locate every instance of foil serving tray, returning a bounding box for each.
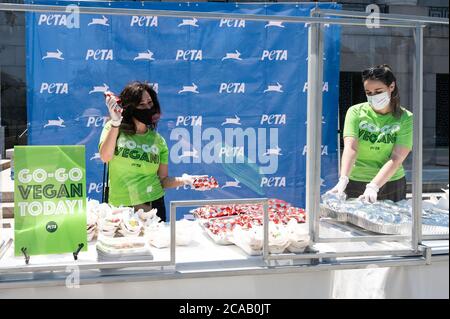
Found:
[320,205,448,236]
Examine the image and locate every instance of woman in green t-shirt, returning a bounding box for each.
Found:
[327,64,413,203]
[99,81,196,221]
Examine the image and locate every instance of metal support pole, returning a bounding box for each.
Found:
[306,21,324,243]
[315,9,449,25]
[412,25,424,252]
[170,202,176,265]
[263,201,269,261]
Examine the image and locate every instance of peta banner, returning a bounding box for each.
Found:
[26,1,341,216]
[14,146,87,256]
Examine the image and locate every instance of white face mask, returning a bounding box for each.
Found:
[367,91,390,111]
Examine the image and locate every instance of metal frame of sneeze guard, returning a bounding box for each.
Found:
[0,3,447,271]
[305,8,449,258]
[171,198,271,261]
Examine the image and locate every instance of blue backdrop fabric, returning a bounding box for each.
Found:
[26,1,341,219]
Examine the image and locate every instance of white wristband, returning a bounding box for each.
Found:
[110,119,122,127]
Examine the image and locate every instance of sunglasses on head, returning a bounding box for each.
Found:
[362,67,385,78]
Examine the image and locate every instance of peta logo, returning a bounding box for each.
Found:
[222,50,242,61]
[86,49,113,61]
[302,145,329,156]
[221,115,241,126]
[219,83,245,94]
[134,50,155,61]
[222,179,241,188]
[178,18,199,27]
[176,50,203,61]
[40,83,68,94]
[88,16,109,27]
[265,21,285,28]
[178,83,199,94]
[88,183,103,194]
[302,82,329,92]
[264,83,283,93]
[44,117,65,128]
[261,50,288,61]
[89,83,109,94]
[260,114,286,125]
[130,16,158,27]
[86,116,108,127]
[38,14,77,27]
[261,177,286,187]
[176,116,203,127]
[219,19,245,28]
[42,49,64,60]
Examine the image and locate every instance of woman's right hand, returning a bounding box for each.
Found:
[105,91,122,127]
[326,176,349,196]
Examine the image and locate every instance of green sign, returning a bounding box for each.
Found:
[14,146,87,256]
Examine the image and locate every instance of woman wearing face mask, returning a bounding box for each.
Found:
[99,81,196,221]
[327,64,413,203]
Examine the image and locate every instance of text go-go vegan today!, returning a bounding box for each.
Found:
[16,168,84,217]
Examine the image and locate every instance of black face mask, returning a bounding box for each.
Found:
[133,108,158,126]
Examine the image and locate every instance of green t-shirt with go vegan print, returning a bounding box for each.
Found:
[99,121,169,206]
[343,102,413,182]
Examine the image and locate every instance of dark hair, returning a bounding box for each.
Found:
[118,81,161,134]
[362,64,402,118]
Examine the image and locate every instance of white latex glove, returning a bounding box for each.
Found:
[326,176,349,196]
[180,174,209,188]
[180,173,196,186]
[358,182,379,203]
[105,91,122,127]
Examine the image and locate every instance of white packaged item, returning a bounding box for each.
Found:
[137,208,158,221]
[230,225,263,256]
[146,223,171,248]
[96,235,151,260]
[175,219,194,246]
[286,219,310,253]
[118,218,142,237]
[145,220,195,248]
[267,222,290,254]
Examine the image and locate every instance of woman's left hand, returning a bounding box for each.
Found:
[358,182,379,203]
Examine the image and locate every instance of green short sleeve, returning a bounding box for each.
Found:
[343,105,360,138]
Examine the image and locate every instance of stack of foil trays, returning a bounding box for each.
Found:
[320,193,449,235]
